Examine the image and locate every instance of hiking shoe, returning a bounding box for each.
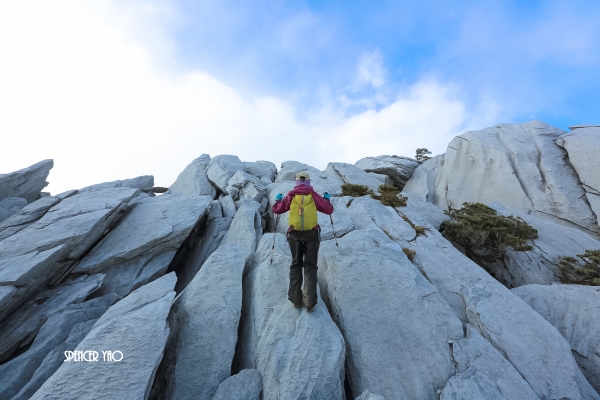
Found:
[306,305,315,313]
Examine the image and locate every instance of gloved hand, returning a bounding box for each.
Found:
[323,192,330,200]
[275,193,283,201]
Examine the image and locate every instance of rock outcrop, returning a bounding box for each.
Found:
[212,369,262,400]
[355,155,420,189]
[0,160,53,204]
[30,273,176,400]
[513,284,600,393]
[167,154,217,198]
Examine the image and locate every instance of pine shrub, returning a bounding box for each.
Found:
[370,184,408,207]
[557,250,600,286]
[441,202,538,261]
[402,247,416,261]
[341,183,370,197]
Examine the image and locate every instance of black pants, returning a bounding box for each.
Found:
[287,229,320,308]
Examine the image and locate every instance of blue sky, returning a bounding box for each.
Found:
[1,0,599,193]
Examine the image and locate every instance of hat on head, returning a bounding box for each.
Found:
[296,171,310,180]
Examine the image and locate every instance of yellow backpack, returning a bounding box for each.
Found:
[289,194,318,231]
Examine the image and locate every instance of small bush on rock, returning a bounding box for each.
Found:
[341,184,370,197]
[370,185,408,207]
[441,202,538,262]
[557,250,600,286]
[402,247,416,261]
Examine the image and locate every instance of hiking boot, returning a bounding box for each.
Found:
[306,305,315,313]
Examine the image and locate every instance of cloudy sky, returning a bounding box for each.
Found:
[1,1,599,194]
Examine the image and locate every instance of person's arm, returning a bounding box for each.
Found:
[272,193,292,214]
[312,192,334,215]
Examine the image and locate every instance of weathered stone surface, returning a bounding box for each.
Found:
[355,390,385,400]
[558,127,600,228]
[340,195,598,399]
[157,202,262,400]
[325,162,382,192]
[275,161,342,195]
[207,155,245,193]
[80,175,154,191]
[355,155,420,189]
[0,187,136,322]
[480,204,600,287]
[512,284,600,393]
[367,171,393,186]
[168,154,217,198]
[0,274,105,364]
[402,154,445,205]
[403,121,600,236]
[440,325,538,400]
[0,294,117,399]
[0,191,77,242]
[318,228,464,400]
[0,197,27,222]
[31,273,177,400]
[226,170,267,203]
[244,160,277,184]
[238,233,345,400]
[212,369,262,400]
[73,195,212,273]
[0,159,53,203]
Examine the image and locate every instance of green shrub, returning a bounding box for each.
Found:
[415,148,432,162]
[402,247,416,261]
[370,184,408,207]
[341,183,370,197]
[557,250,600,286]
[441,202,538,262]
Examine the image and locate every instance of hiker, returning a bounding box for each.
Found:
[272,171,333,312]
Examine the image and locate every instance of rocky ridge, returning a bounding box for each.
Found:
[0,121,598,399]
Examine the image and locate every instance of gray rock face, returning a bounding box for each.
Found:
[440,325,538,400]
[226,170,267,203]
[238,233,345,400]
[207,155,246,193]
[31,273,177,400]
[318,228,464,400]
[355,155,420,189]
[168,154,217,198]
[324,162,383,192]
[0,274,105,364]
[73,194,212,297]
[212,369,262,400]
[403,121,600,236]
[480,204,600,287]
[340,195,598,399]
[275,161,343,195]
[244,160,277,184]
[0,197,27,222]
[402,154,445,204]
[355,390,385,400]
[558,127,600,228]
[512,284,600,393]
[0,191,77,242]
[367,171,393,186]
[0,160,53,203]
[80,175,154,191]
[0,187,137,322]
[0,294,117,399]
[158,202,262,400]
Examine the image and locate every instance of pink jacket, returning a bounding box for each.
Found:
[272,185,334,231]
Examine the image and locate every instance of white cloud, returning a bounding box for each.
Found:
[356,50,387,88]
[0,1,498,194]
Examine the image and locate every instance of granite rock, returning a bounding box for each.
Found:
[167,154,217,198]
[0,160,53,203]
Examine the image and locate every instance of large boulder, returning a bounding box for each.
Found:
[318,228,464,399]
[0,197,27,223]
[167,154,217,198]
[324,162,383,192]
[403,121,600,236]
[72,194,212,297]
[80,175,154,191]
[207,155,245,194]
[0,187,138,323]
[557,127,600,228]
[237,233,346,400]
[30,273,177,400]
[512,284,600,393]
[0,160,53,203]
[0,190,77,242]
[355,155,420,189]
[275,161,343,196]
[0,294,117,399]
[340,196,598,399]
[440,325,538,400]
[243,160,277,184]
[226,170,267,203]
[156,202,262,400]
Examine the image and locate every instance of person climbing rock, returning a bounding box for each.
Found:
[272,171,334,312]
